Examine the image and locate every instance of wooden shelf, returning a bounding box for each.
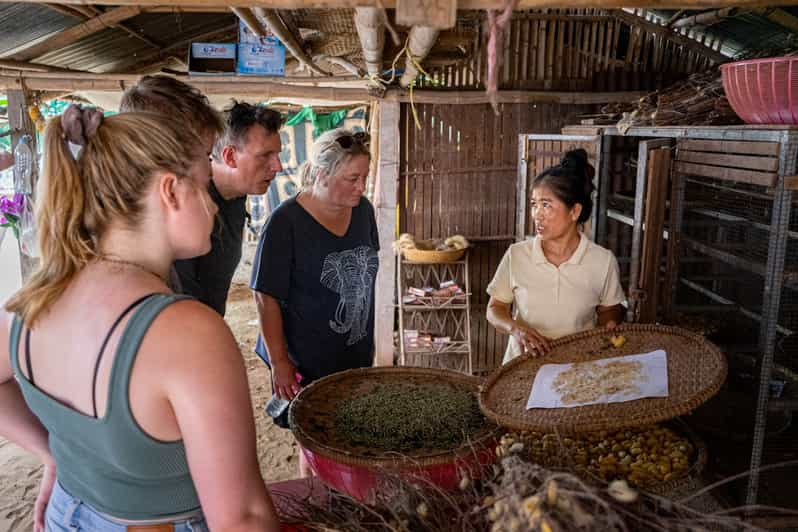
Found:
[401,304,469,311]
[404,341,471,355]
[397,254,474,374]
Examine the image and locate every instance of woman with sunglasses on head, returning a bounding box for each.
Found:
[0,107,281,531]
[250,128,378,477]
[486,149,626,363]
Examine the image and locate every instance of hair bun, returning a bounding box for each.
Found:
[561,148,595,189]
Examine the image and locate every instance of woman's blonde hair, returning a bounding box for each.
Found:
[299,128,370,187]
[5,112,203,325]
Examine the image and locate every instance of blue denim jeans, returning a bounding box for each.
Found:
[45,481,209,532]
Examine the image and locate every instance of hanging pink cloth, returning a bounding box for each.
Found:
[486,0,520,115]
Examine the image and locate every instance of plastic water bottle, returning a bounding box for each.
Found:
[265,372,303,419]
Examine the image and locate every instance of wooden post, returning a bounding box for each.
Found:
[638,147,671,323]
[7,89,39,281]
[373,101,400,367]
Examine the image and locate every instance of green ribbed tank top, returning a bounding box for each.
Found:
[10,294,200,521]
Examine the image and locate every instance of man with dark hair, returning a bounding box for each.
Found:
[173,101,284,315]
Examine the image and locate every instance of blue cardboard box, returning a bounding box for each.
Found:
[237,21,286,76]
[188,43,236,75]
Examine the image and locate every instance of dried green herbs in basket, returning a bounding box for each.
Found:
[333,382,486,453]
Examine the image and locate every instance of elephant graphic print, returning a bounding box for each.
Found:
[320,245,380,346]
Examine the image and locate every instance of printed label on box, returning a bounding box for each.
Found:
[191,43,236,59]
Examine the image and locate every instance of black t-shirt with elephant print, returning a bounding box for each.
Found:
[251,195,379,382]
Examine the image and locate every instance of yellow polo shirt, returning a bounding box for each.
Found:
[487,234,626,363]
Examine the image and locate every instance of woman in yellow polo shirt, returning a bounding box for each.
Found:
[487,149,626,363]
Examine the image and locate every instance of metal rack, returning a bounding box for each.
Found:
[591,125,798,507]
[396,255,474,375]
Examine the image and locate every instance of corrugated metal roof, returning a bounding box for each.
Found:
[0,4,75,57]
[0,6,796,76]
[31,11,236,73]
[650,8,798,58]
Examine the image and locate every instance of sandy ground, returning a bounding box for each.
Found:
[0,247,299,531]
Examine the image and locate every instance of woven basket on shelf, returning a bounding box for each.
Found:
[289,366,500,468]
[403,247,466,264]
[479,324,727,434]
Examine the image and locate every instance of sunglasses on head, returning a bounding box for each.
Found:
[334,131,369,149]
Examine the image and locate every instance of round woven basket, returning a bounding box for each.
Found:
[479,324,727,434]
[403,247,466,264]
[290,366,500,468]
[645,419,708,499]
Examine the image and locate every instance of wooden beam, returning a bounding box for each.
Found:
[400,25,440,87]
[614,9,729,64]
[43,3,88,18]
[69,4,164,52]
[664,9,688,27]
[354,7,385,78]
[672,7,747,28]
[231,7,264,38]
[755,7,798,34]
[12,6,142,62]
[143,5,230,12]
[0,71,645,104]
[0,59,83,73]
[0,73,369,100]
[5,0,797,9]
[253,8,331,77]
[384,88,645,104]
[373,100,399,367]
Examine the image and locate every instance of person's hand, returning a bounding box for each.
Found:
[510,323,550,356]
[272,359,300,400]
[34,462,55,532]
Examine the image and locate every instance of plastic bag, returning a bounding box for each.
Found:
[18,197,38,258]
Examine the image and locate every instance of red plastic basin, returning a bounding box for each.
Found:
[721,56,798,124]
[300,441,497,502]
[288,367,502,502]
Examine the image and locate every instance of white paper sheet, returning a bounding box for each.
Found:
[526,350,669,409]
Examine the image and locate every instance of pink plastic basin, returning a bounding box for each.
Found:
[300,440,497,502]
[721,56,798,124]
[288,366,501,502]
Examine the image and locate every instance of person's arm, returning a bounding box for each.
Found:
[0,311,55,532]
[250,209,296,398]
[597,304,624,329]
[485,246,551,356]
[487,297,550,355]
[155,301,280,532]
[597,253,627,330]
[253,292,298,400]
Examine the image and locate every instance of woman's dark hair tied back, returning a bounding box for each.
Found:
[561,148,595,194]
[532,148,596,225]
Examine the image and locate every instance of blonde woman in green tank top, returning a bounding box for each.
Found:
[0,105,281,531]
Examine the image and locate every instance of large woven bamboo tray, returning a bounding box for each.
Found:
[290,366,500,468]
[479,324,727,434]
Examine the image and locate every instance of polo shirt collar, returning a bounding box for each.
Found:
[567,233,589,265]
[532,233,589,266]
[532,236,547,264]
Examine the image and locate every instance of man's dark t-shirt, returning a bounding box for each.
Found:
[174,180,247,316]
[250,195,379,382]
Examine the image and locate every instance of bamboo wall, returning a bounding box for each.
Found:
[398,102,596,373]
[417,9,723,93]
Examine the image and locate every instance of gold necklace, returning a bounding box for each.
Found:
[98,256,168,284]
